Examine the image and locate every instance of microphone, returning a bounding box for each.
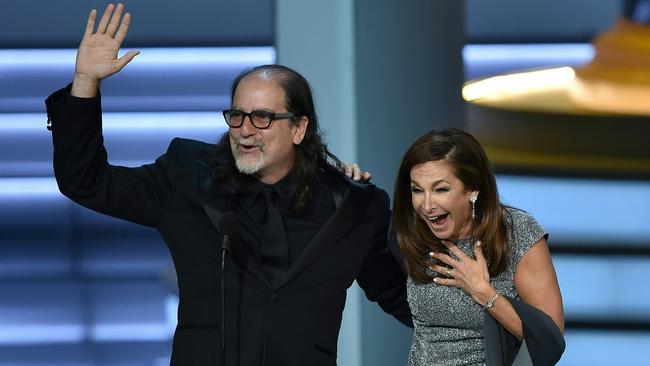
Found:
[218,212,238,366]
[219,212,238,253]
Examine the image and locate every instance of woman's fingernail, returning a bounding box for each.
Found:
[429,251,434,257]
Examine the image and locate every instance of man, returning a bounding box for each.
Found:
[46,4,411,365]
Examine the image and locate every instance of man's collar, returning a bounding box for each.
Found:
[244,171,294,207]
[271,172,293,205]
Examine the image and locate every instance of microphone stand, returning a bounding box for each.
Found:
[221,234,231,366]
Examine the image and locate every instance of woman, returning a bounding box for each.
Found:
[392,129,564,365]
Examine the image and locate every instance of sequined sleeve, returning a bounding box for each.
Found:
[505,207,548,266]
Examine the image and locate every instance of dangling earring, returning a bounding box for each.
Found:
[470,195,477,219]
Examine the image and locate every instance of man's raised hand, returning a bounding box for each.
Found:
[71,3,140,97]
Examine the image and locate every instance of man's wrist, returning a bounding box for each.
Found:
[71,73,100,98]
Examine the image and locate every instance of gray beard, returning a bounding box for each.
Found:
[234,151,265,175]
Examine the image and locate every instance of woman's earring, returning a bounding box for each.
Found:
[470,195,477,219]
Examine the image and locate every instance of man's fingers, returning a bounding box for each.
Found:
[96,3,115,34]
[352,164,361,181]
[106,3,125,37]
[115,50,140,71]
[84,9,97,38]
[114,12,132,44]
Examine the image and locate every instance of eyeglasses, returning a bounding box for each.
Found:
[222,109,294,130]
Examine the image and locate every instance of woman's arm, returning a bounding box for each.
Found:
[514,238,565,332]
[430,238,564,339]
[477,238,564,339]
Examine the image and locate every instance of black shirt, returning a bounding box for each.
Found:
[237,169,336,267]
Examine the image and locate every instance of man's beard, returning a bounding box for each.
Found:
[232,136,265,175]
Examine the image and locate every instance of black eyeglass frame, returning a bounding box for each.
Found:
[222,109,295,129]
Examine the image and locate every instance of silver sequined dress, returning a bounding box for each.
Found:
[406,207,546,366]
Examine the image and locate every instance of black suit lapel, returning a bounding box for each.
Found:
[278,175,374,287]
[196,160,271,288]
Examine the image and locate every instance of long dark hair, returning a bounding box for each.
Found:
[392,129,508,283]
[211,64,341,211]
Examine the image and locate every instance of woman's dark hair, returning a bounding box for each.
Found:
[212,64,341,211]
[392,128,508,283]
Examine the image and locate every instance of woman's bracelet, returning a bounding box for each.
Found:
[483,290,500,310]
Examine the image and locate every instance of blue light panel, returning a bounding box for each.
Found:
[0,47,275,67]
[497,175,650,245]
[561,330,650,366]
[464,43,594,63]
[463,43,594,80]
[555,255,650,319]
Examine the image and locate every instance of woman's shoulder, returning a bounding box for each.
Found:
[503,206,535,223]
[502,206,547,264]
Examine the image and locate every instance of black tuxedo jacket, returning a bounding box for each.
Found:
[46,87,412,366]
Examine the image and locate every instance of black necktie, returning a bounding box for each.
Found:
[260,186,289,286]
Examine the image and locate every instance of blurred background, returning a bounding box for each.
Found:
[1,0,649,365]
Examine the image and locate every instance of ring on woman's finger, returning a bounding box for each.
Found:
[445,267,452,276]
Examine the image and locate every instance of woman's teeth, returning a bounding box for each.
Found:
[428,214,448,224]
